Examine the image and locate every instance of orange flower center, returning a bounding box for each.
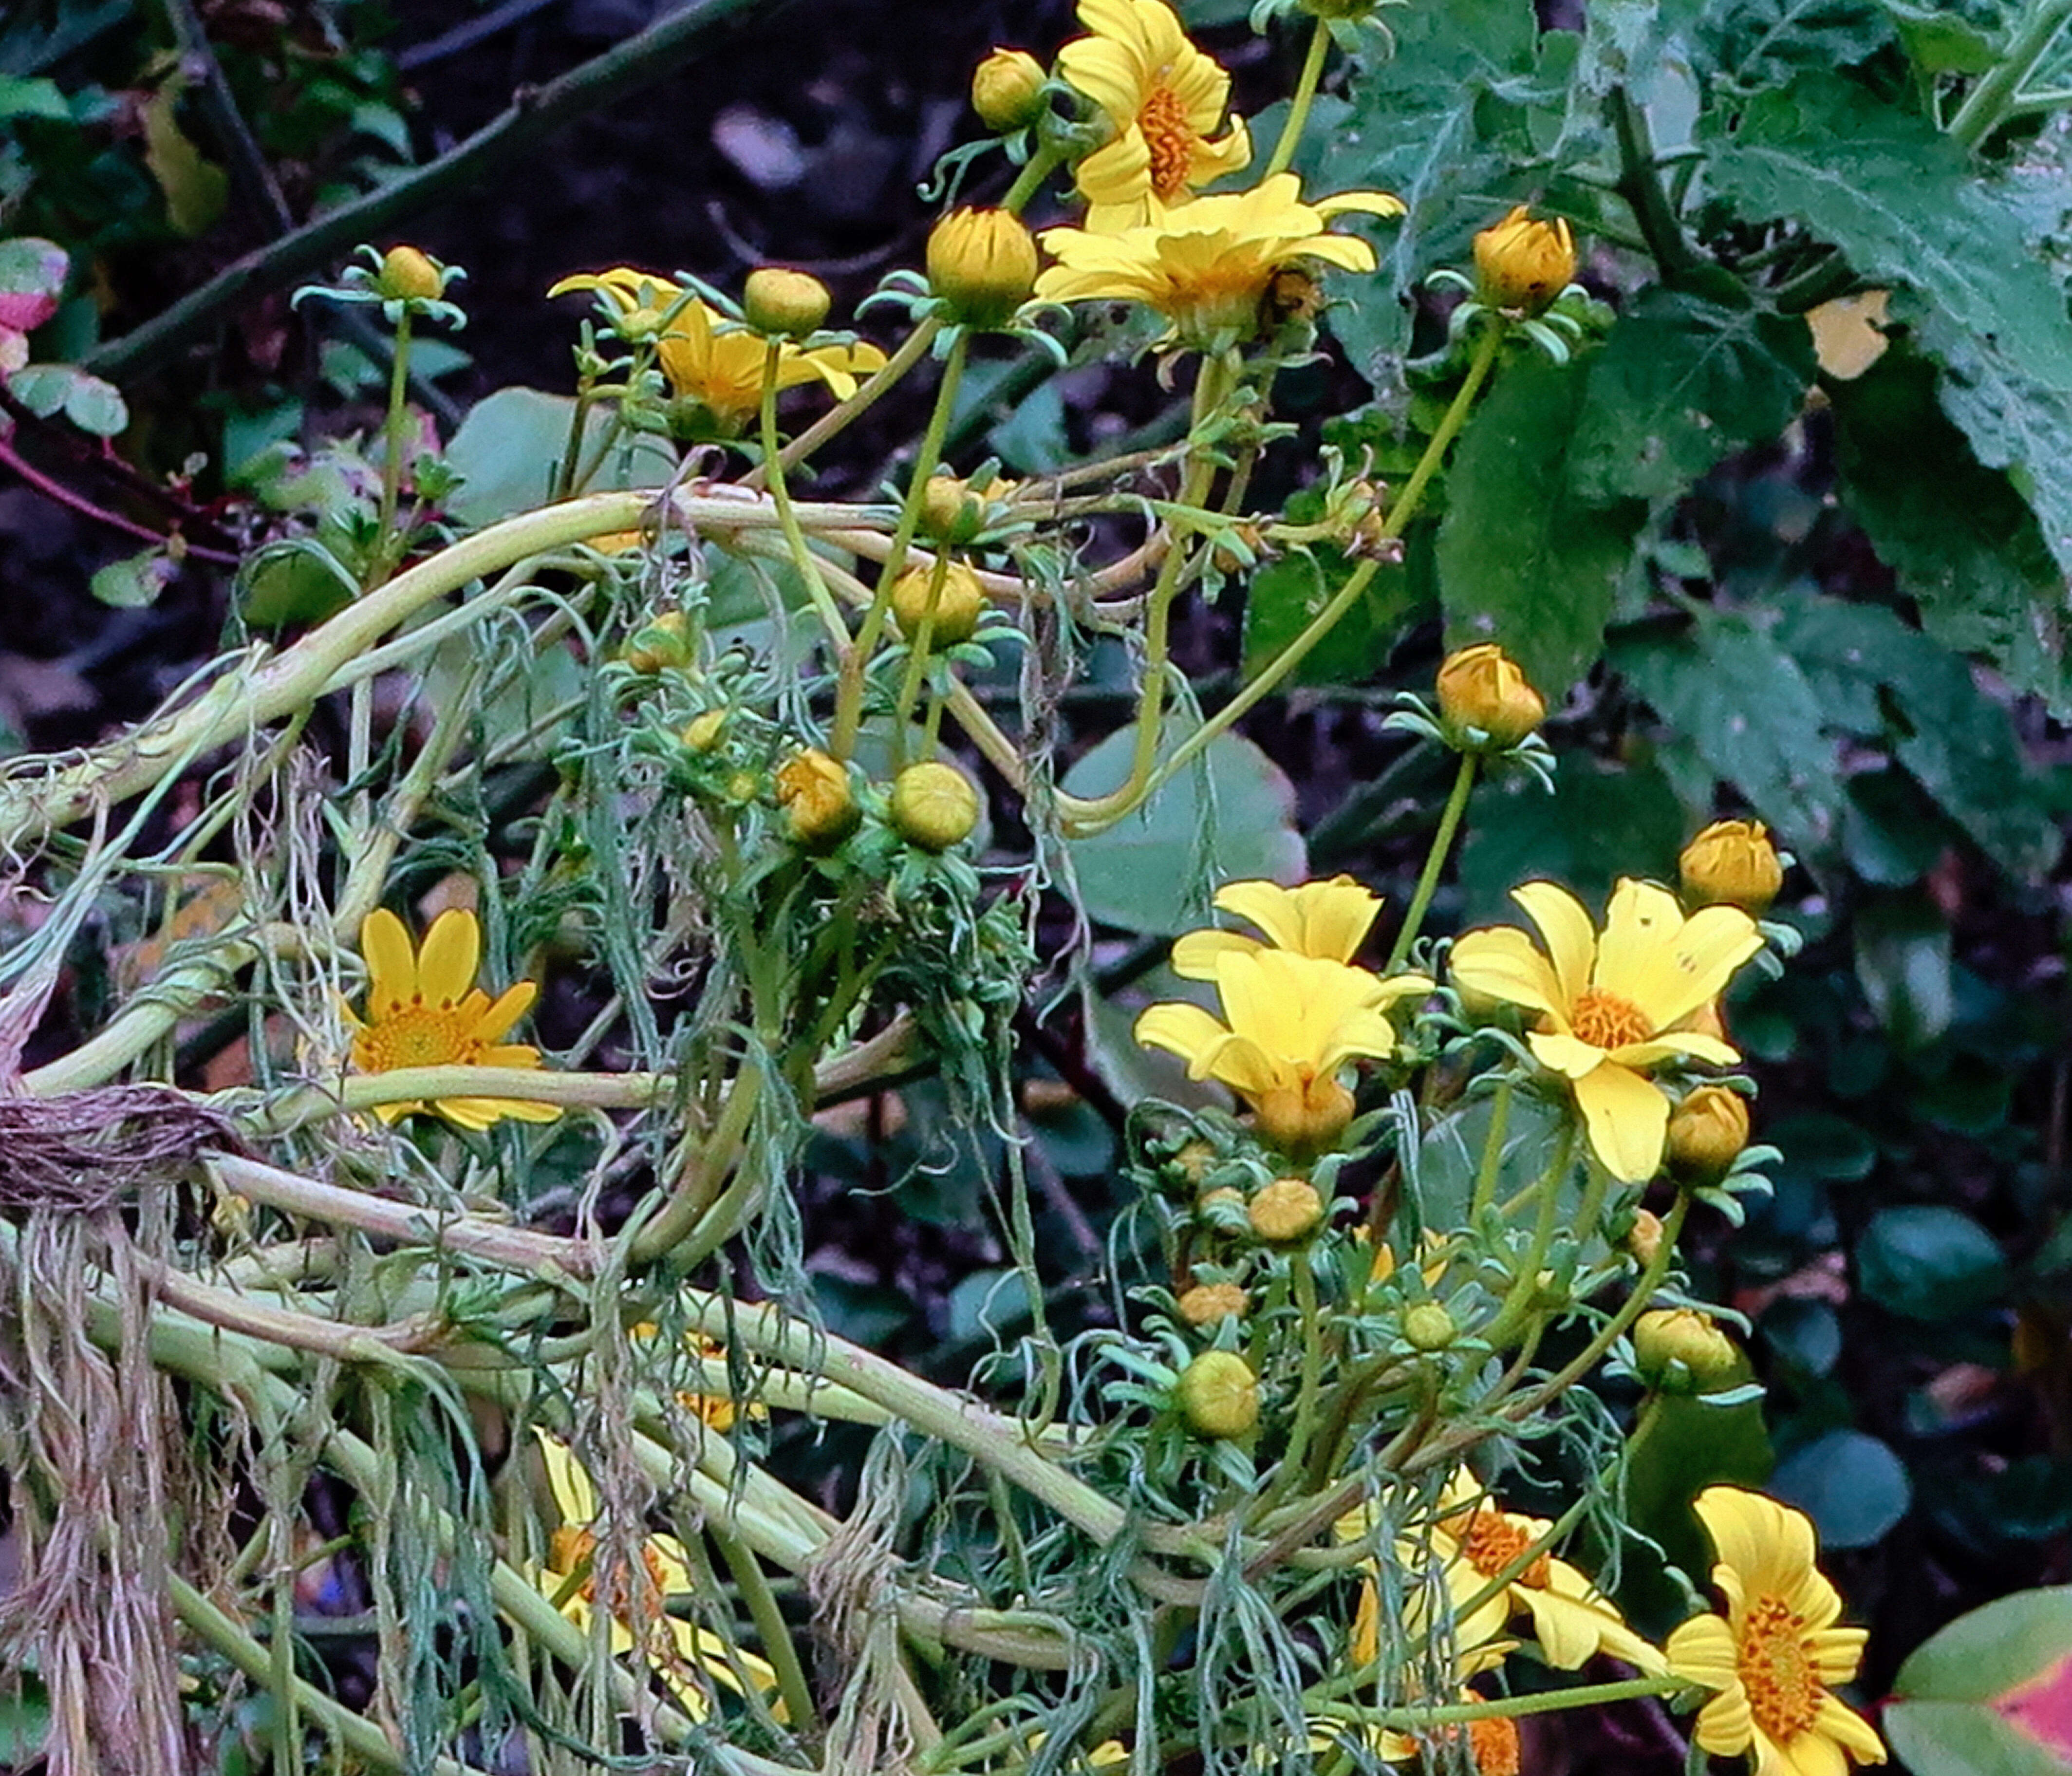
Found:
[1445,1506,1552,1589]
[1469,1716,1522,1776]
[1139,83,1197,201]
[351,1004,483,1073]
[1568,987,1654,1051]
[549,1527,671,1624]
[1739,1594,1822,1740]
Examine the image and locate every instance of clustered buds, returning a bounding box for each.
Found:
[1435,643,1545,751]
[1665,1085,1751,1186]
[742,267,832,338]
[971,48,1046,132]
[1472,207,1577,316]
[1680,819,1785,915]
[927,208,1039,329]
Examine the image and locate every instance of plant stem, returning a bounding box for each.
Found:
[374,308,412,572]
[1950,0,2072,149]
[1265,17,1333,179]
[744,318,939,490]
[1468,1078,1513,1220]
[1611,85,1697,279]
[1385,750,1477,969]
[759,338,857,657]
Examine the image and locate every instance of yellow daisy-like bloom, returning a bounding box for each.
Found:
[1034,172,1404,347]
[1666,1487,1887,1776]
[1135,947,1430,1151]
[630,1325,769,1436]
[344,909,559,1132]
[1448,879,1762,1182]
[535,1434,781,1717]
[547,269,885,430]
[1056,0,1252,228]
[1170,875,1383,979]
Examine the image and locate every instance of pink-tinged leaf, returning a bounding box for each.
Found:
[0,237,68,300]
[2002,1655,2072,1761]
[0,291,57,334]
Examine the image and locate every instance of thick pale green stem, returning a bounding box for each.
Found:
[759,338,858,656]
[1265,17,1333,179]
[1950,0,2072,148]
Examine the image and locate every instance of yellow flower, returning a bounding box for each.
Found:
[1680,818,1786,914]
[1473,206,1577,315]
[1056,0,1252,228]
[344,908,560,1131]
[1170,875,1383,979]
[1136,948,1430,1151]
[1035,172,1403,348]
[1666,1084,1752,1184]
[1666,1487,1887,1776]
[1435,643,1546,751]
[1447,879,1761,1182]
[535,1434,781,1715]
[547,269,885,430]
[775,747,861,849]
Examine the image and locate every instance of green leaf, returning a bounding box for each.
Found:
[444,386,675,528]
[1857,1203,2011,1320]
[140,80,226,237]
[1881,0,2006,75]
[1853,890,1953,1048]
[1240,545,1426,686]
[1620,1387,1773,1612]
[0,236,66,300]
[1830,351,2069,710]
[1770,1428,1910,1547]
[1060,727,1306,936]
[90,547,175,609]
[1438,356,1645,698]
[0,75,70,122]
[1569,288,1815,504]
[1899,1587,2072,1704]
[5,361,126,435]
[1610,610,1840,847]
[1693,0,1896,92]
[238,538,359,628]
[1890,1588,2072,1776]
[1456,752,1686,922]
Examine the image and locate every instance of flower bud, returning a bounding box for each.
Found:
[681,709,728,752]
[889,760,980,851]
[377,244,443,303]
[742,267,831,339]
[927,208,1039,329]
[1435,643,1545,751]
[1622,1207,1665,1269]
[918,476,989,546]
[890,560,987,647]
[971,47,1047,131]
[622,610,691,673]
[1402,1302,1457,1351]
[1177,1350,1259,1439]
[775,748,860,850]
[1665,1086,1750,1187]
[1168,1139,1217,1189]
[1680,819,1784,914]
[1632,1307,1739,1393]
[1177,1282,1248,1326]
[1472,206,1576,316]
[1198,1186,1247,1223]
[1251,1077,1355,1156]
[1248,1177,1325,1244]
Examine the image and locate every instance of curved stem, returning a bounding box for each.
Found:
[759,337,856,656]
[743,316,940,491]
[1950,0,2072,149]
[1265,17,1333,180]
[1384,751,1477,970]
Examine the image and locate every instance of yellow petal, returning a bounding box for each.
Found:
[1451,926,1565,1019]
[1529,1028,1610,1080]
[1169,929,1263,980]
[1693,1487,1818,1606]
[441,1095,562,1127]
[1812,1695,1887,1765]
[1571,1060,1670,1181]
[1135,1000,1232,1071]
[1213,879,1316,953]
[1591,877,1688,1004]
[1512,880,1595,1011]
[417,909,481,1009]
[360,908,417,1016]
[538,1433,598,1525]
[1665,1611,1740,1686]
[474,979,539,1044]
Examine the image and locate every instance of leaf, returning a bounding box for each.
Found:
[140,81,226,238]
[1830,350,2069,710]
[1240,545,1426,686]
[1610,610,1841,848]
[1060,727,1306,936]
[1456,752,1686,922]
[1853,890,1953,1048]
[443,386,675,528]
[90,548,176,609]
[5,361,126,436]
[238,538,359,628]
[1890,1588,2072,1776]
[1770,1428,1910,1547]
[1569,287,1815,504]
[1857,1203,2011,1320]
[0,237,67,303]
[1881,0,2006,76]
[1438,356,1646,699]
[0,75,69,122]
[1692,0,1896,92]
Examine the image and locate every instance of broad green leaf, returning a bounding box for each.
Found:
[140,81,227,237]
[239,538,359,628]
[6,361,126,435]
[1240,545,1426,686]
[1610,609,1840,847]
[1890,1588,2072,1776]
[1770,1428,1910,1547]
[1899,1588,2072,1704]
[90,548,175,609]
[1853,890,1953,1048]
[444,386,675,528]
[1456,752,1685,923]
[0,75,69,122]
[1569,287,1815,504]
[1619,1386,1773,1615]
[1831,352,2069,710]
[1060,727,1306,936]
[1439,357,1645,699]
[1857,1203,2011,1319]
[0,236,66,299]
[1693,0,1895,92]
[1761,1297,1841,1377]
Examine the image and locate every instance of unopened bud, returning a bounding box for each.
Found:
[1248,1177,1325,1244]
[918,476,989,546]
[891,560,987,647]
[1168,1139,1217,1189]
[1177,1350,1259,1439]
[889,760,980,851]
[775,748,859,850]
[1633,1307,1739,1392]
[681,709,728,752]
[742,267,831,339]
[1177,1282,1248,1326]
[622,610,691,673]
[1473,207,1577,316]
[1435,643,1545,751]
[1680,819,1784,915]
[1623,1208,1665,1269]
[1251,1078,1356,1156]
[1402,1303,1457,1351]
[927,208,1039,329]
[377,244,444,303]
[1665,1086,1751,1186]
[971,48,1047,132]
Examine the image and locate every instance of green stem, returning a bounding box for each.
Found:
[708,1521,819,1738]
[744,318,939,490]
[1468,1078,1513,1220]
[1265,17,1333,179]
[1478,1117,1578,1350]
[1611,85,1697,279]
[891,552,953,752]
[1950,0,2072,149]
[374,308,412,569]
[1384,750,1477,970]
[1266,1250,1327,1509]
[1002,143,1067,213]
[759,338,857,657]
[1313,1674,1680,1729]
[831,331,969,761]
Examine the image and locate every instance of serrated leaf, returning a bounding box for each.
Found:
[1610,609,1841,847]
[1570,288,1814,503]
[1693,0,1896,92]
[1438,356,1645,699]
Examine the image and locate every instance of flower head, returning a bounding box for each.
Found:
[1170,876,1384,979]
[344,908,559,1131]
[1666,1487,1887,1776]
[1473,206,1577,315]
[1057,0,1251,228]
[1136,948,1429,1151]
[972,47,1048,132]
[1681,819,1786,914]
[1667,1084,1752,1184]
[776,747,861,850]
[927,208,1040,328]
[1035,173,1402,349]
[1436,643,1546,751]
[1448,879,1761,1181]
